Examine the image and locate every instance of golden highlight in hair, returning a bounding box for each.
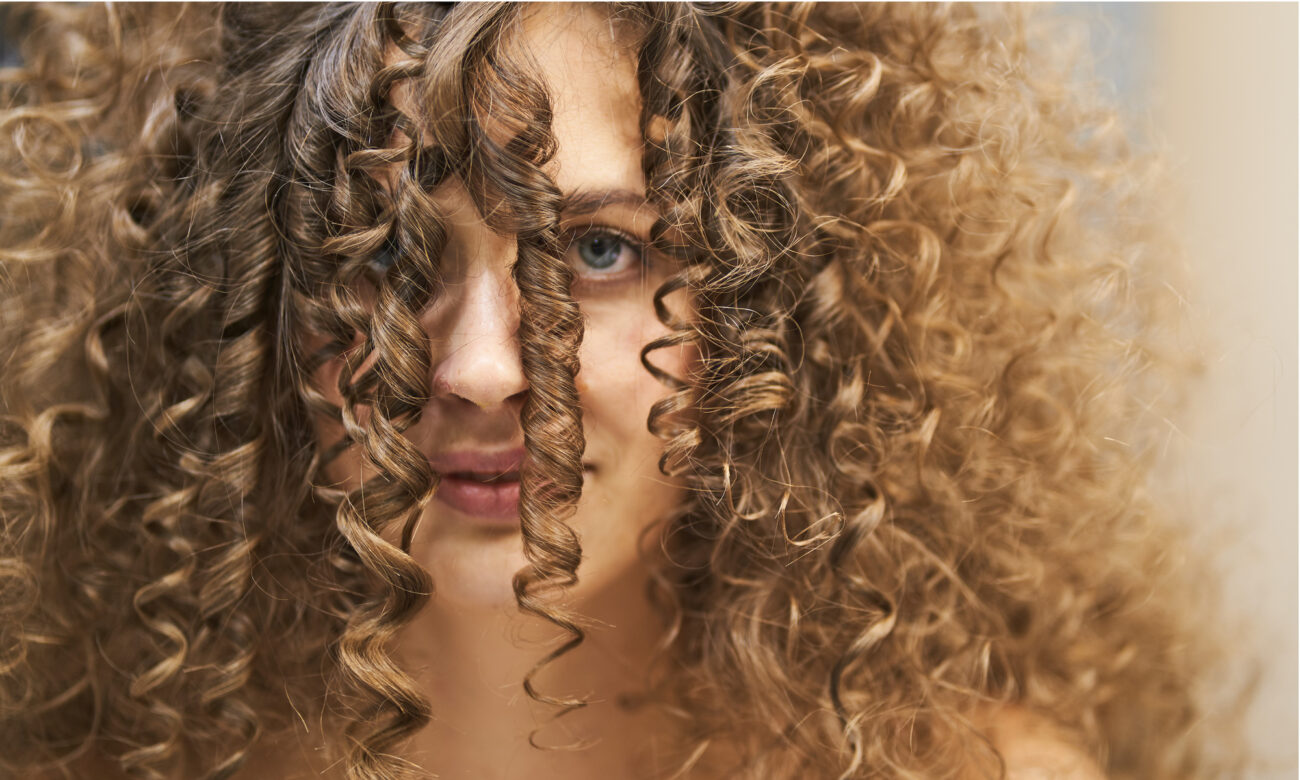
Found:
[0,4,1240,780]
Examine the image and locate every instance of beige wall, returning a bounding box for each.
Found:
[1146,3,1297,775]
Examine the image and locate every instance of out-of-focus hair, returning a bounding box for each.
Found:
[0,3,1234,779]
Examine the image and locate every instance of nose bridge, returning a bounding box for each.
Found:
[428,245,527,409]
[461,262,520,343]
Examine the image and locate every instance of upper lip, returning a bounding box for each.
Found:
[425,447,595,479]
[428,448,525,479]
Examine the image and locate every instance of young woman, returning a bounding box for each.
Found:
[0,3,1227,779]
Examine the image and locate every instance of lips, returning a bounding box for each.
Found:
[428,449,525,525]
[425,448,594,527]
[428,448,526,478]
[443,468,520,483]
[435,473,521,524]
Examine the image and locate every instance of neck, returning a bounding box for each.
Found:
[394,565,679,780]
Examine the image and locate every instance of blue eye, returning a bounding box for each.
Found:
[569,229,640,275]
[576,233,623,269]
[368,234,399,278]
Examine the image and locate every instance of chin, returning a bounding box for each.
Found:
[436,577,520,611]
[414,527,526,610]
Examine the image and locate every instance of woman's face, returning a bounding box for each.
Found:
[313,5,687,608]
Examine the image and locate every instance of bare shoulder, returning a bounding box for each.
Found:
[979,706,1108,780]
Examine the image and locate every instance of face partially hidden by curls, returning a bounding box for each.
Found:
[0,2,1222,778]
[308,3,690,609]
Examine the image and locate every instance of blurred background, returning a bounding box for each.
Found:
[0,2,1294,776]
[1056,3,1296,776]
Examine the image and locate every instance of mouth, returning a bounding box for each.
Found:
[434,470,522,525]
[428,451,593,526]
[443,469,521,484]
[442,465,592,481]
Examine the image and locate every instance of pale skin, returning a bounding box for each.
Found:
[80,4,1106,779]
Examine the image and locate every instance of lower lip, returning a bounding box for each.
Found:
[434,475,521,526]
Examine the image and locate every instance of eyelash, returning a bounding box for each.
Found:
[363,226,646,286]
[564,225,645,283]
[366,233,400,282]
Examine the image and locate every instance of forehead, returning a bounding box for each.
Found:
[383,4,646,224]
[514,4,644,196]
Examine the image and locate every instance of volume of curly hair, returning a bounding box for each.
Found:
[0,3,1238,780]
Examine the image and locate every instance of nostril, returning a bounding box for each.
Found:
[429,334,529,409]
[430,373,528,411]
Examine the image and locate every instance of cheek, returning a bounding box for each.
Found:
[570,304,686,593]
[578,306,683,433]
[577,278,700,442]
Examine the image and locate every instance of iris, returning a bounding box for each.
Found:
[574,231,626,271]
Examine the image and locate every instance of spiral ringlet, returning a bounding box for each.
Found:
[0,4,1240,780]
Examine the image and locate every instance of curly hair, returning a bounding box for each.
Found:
[0,3,1236,779]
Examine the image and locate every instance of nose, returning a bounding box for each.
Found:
[427,257,528,411]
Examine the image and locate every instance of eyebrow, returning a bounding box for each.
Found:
[560,188,649,216]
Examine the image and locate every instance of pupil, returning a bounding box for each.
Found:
[579,235,620,269]
[370,235,399,275]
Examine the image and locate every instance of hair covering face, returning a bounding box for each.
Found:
[0,4,1233,779]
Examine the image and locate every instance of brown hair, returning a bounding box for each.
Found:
[0,3,1234,779]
